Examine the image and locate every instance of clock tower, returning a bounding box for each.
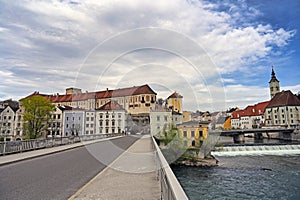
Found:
[269,66,280,99]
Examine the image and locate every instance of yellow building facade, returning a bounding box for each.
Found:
[167,92,183,114]
[182,111,191,123]
[177,121,209,148]
[224,117,231,130]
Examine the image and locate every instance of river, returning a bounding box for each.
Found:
[172,155,300,200]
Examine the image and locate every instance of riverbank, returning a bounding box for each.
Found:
[173,155,219,167]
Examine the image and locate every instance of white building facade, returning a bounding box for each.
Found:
[95,101,126,134]
[264,90,300,128]
[150,108,172,136]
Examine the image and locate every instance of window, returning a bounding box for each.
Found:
[183,131,187,137]
[86,124,89,128]
[58,114,61,119]
[291,114,293,118]
[106,113,109,118]
[164,116,167,122]
[67,117,69,121]
[199,131,203,137]
[118,114,122,118]
[112,120,115,126]
[106,120,109,126]
[90,130,93,134]
[91,117,94,121]
[100,113,103,118]
[91,124,94,128]
[157,116,160,121]
[191,131,195,137]
[86,131,89,134]
[99,120,103,126]
[86,117,89,121]
[112,128,115,133]
[66,124,69,128]
[192,140,196,146]
[106,128,109,133]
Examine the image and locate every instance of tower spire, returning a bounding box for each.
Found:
[269,66,280,99]
[269,66,279,83]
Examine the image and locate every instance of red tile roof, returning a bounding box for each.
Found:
[231,101,269,119]
[21,84,156,103]
[167,92,183,99]
[267,90,300,108]
[96,100,124,111]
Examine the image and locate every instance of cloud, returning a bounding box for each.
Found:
[0,0,297,111]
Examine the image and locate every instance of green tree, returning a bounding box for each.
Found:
[156,124,186,163]
[21,95,55,139]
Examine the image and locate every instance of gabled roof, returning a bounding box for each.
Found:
[167,92,183,99]
[267,90,300,108]
[96,100,124,111]
[57,105,73,111]
[21,84,157,103]
[1,105,19,113]
[216,116,230,124]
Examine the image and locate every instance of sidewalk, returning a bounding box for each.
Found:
[70,135,161,200]
[0,136,123,166]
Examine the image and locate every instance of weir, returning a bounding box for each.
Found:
[212,144,300,156]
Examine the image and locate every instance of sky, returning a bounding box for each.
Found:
[0,0,299,111]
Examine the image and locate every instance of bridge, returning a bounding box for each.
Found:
[220,128,297,143]
[0,135,188,200]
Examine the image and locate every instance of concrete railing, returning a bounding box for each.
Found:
[0,133,122,156]
[151,136,188,200]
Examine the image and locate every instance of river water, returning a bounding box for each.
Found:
[172,155,300,200]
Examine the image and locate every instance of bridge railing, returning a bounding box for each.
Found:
[151,136,188,200]
[0,133,122,156]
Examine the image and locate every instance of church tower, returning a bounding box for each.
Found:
[269,66,280,99]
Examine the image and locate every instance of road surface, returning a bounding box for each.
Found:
[0,136,138,200]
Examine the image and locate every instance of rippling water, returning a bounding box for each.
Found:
[172,155,300,200]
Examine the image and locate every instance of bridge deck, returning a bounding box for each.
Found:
[69,135,161,200]
[221,128,295,136]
